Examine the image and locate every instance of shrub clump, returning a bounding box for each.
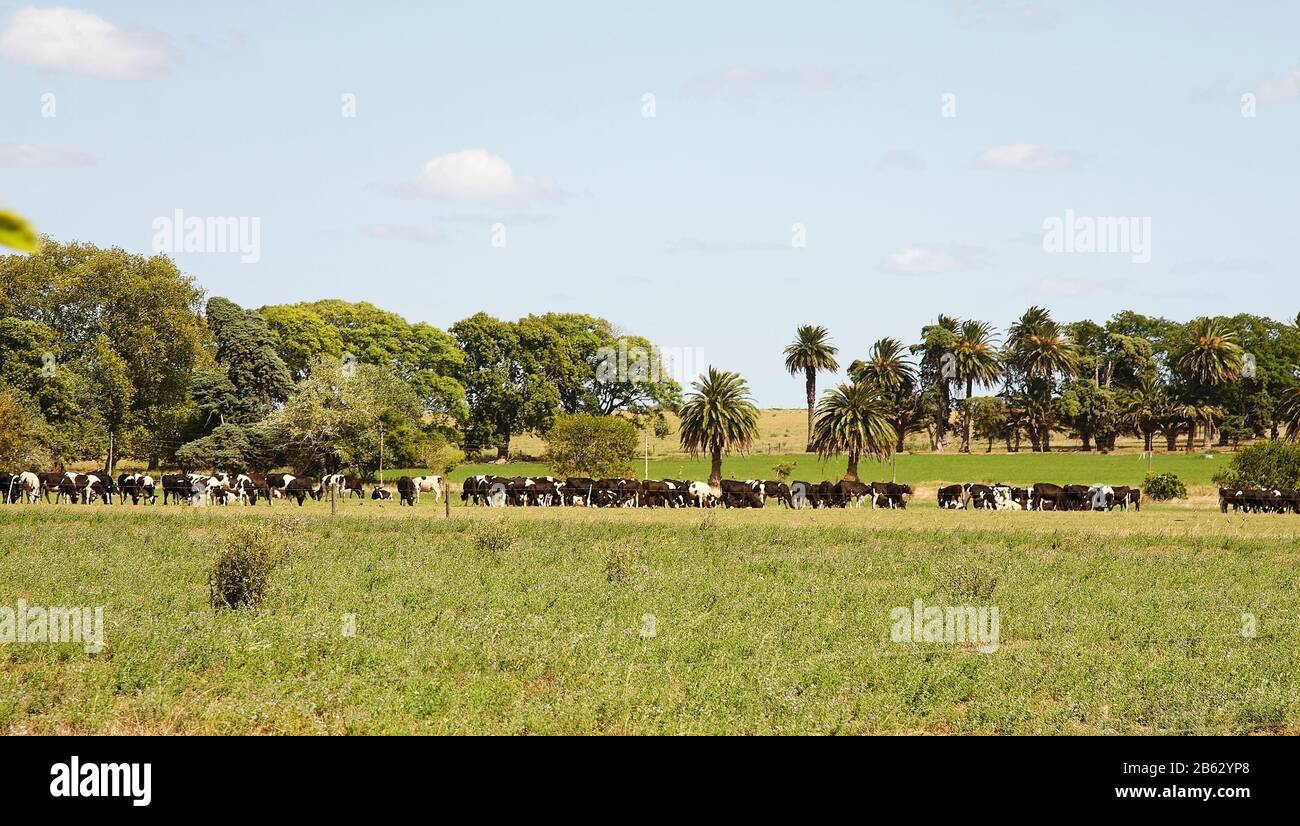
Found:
[471,520,514,555]
[1143,472,1188,502]
[1212,440,1300,491]
[209,517,302,610]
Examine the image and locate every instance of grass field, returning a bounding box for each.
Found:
[3,500,1298,734]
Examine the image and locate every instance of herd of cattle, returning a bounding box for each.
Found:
[937,482,1142,511]
[4,469,1300,516]
[447,475,915,509]
[0,470,445,506]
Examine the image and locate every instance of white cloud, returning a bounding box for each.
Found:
[0,142,94,167]
[976,142,1085,171]
[1250,69,1300,104]
[0,6,178,81]
[684,67,858,95]
[411,149,561,202]
[881,244,991,275]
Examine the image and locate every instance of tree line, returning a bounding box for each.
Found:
[3,239,1299,484]
[0,241,677,475]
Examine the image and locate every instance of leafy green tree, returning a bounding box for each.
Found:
[783,326,839,452]
[269,355,422,477]
[1213,440,1300,490]
[451,312,559,457]
[0,240,208,467]
[174,423,280,472]
[969,396,1008,453]
[0,390,42,467]
[811,382,895,480]
[205,297,294,422]
[1056,379,1120,452]
[271,300,465,418]
[678,368,760,486]
[0,211,38,252]
[261,304,343,379]
[543,413,639,478]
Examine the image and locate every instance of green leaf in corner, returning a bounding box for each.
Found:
[0,210,39,252]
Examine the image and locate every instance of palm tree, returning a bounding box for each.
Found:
[849,337,915,391]
[849,338,918,451]
[1176,317,1243,386]
[1005,307,1079,451]
[952,320,1002,452]
[678,367,760,486]
[810,382,895,481]
[912,315,960,451]
[1173,318,1242,448]
[1119,374,1166,452]
[784,326,839,452]
[1279,382,1300,440]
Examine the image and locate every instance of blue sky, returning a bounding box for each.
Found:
[3,1,1298,406]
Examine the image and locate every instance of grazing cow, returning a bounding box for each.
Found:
[937,483,969,509]
[396,476,418,506]
[639,479,672,508]
[10,471,41,503]
[117,473,157,504]
[719,479,763,508]
[760,480,792,508]
[1031,483,1064,511]
[160,474,191,505]
[36,472,65,502]
[831,479,872,508]
[266,473,296,501]
[371,486,392,501]
[1087,485,1116,511]
[1110,486,1140,511]
[284,476,317,506]
[686,480,717,508]
[0,473,16,503]
[409,476,443,503]
[1061,485,1092,511]
[562,477,597,507]
[870,482,911,509]
[965,484,997,509]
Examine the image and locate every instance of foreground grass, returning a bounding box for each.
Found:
[1,505,1297,734]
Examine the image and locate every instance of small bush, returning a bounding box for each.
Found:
[471,521,513,555]
[938,561,999,602]
[1212,440,1300,490]
[772,462,796,481]
[603,545,640,583]
[209,518,301,610]
[1143,472,1188,502]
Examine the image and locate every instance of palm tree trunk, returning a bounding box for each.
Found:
[1185,421,1196,451]
[805,368,816,452]
[845,452,859,482]
[709,448,722,487]
[1166,429,1178,452]
[961,377,973,453]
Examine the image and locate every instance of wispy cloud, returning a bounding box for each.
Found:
[950,1,1059,30]
[1249,68,1300,104]
[881,244,991,275]
[0,7,178,81]
[1169,258,1271,275]
[879,149,925,171]
[668,237,792,254]
[684,66,860,95]
[0,143,94,167]
[976,142,1086,171]
[359,224,444,245]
